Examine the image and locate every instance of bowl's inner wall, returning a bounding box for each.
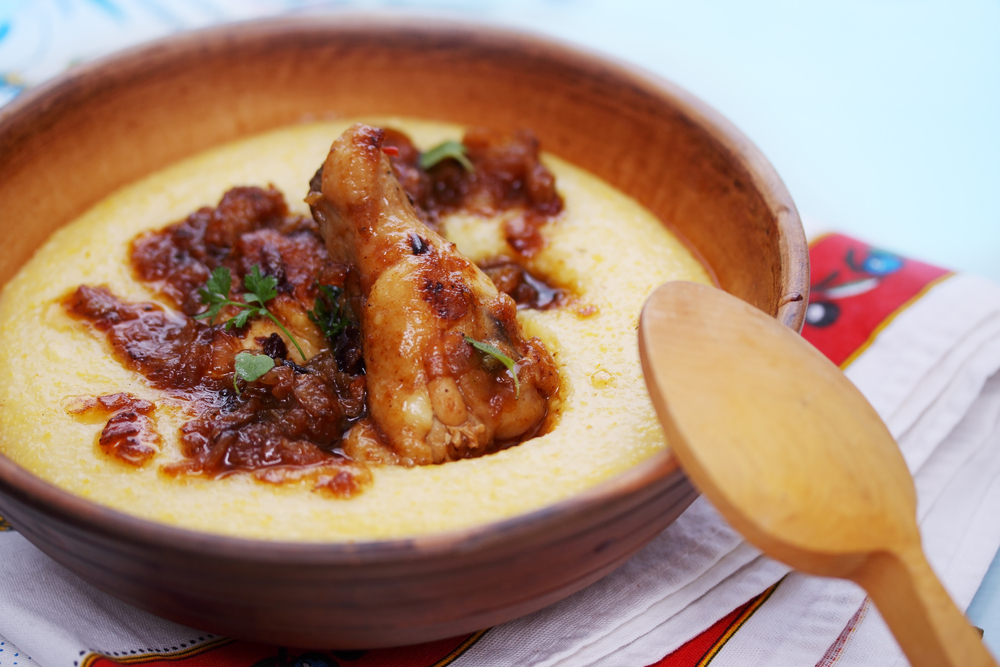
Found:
[0,20,803,323]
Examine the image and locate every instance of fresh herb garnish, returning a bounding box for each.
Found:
[194,265,307,361]
[420,140,473,172]
[308,285,350,342]
[193,265,233,324]
[232,351,275,395]
[464,335,519,397]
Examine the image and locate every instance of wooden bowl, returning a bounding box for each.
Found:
[0,16,808,648]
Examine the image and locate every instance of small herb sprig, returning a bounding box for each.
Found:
[232,351,275,395]
[420,140,473,172]
[194,265,307,361]
[464,335,519,397]
[308,285,350,342]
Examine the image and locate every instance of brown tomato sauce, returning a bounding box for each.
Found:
[316,127,564,255]
[62,128,563,497]
[65,392,161,466]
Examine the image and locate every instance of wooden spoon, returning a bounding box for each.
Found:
[638,281,996,667]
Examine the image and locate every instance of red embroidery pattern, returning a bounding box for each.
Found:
[80,631,486,667]
[803,234,951,367]
[646,582,780,667]
[815,600,870,667]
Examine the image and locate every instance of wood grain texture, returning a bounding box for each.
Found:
[639,281,995,667]
[0,17,807,647]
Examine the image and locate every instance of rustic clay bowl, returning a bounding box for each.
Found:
[0,16,808,648]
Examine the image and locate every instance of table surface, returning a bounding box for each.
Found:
[1,0,998,655]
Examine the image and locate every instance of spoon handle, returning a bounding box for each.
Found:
[854,542,996,667]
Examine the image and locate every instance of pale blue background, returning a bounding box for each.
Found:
[1,0,998,655]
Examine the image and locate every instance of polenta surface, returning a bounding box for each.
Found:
[0,119,711,541]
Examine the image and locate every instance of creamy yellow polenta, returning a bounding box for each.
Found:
[0,119,711,541]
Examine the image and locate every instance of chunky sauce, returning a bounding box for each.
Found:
[65,393,161,466]
[62,128,564,496]
[480,259,566,311]
[330,127,563,255]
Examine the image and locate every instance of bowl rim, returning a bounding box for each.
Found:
[0,14,807,562]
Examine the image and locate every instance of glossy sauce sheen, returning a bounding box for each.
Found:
[64,392,161,466]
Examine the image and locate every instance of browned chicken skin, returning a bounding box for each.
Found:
[309,124,559,465]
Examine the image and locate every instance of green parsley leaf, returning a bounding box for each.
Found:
[464,335,520,397]
[204,266,231,300]
[308,285,350,342]
[195,264,307,362]
[243,265,278,304]
[193,266,237,322]
[226,308,255,330]
[233,351,275,394]
[420,140,473,172]
[192,301,224,322]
